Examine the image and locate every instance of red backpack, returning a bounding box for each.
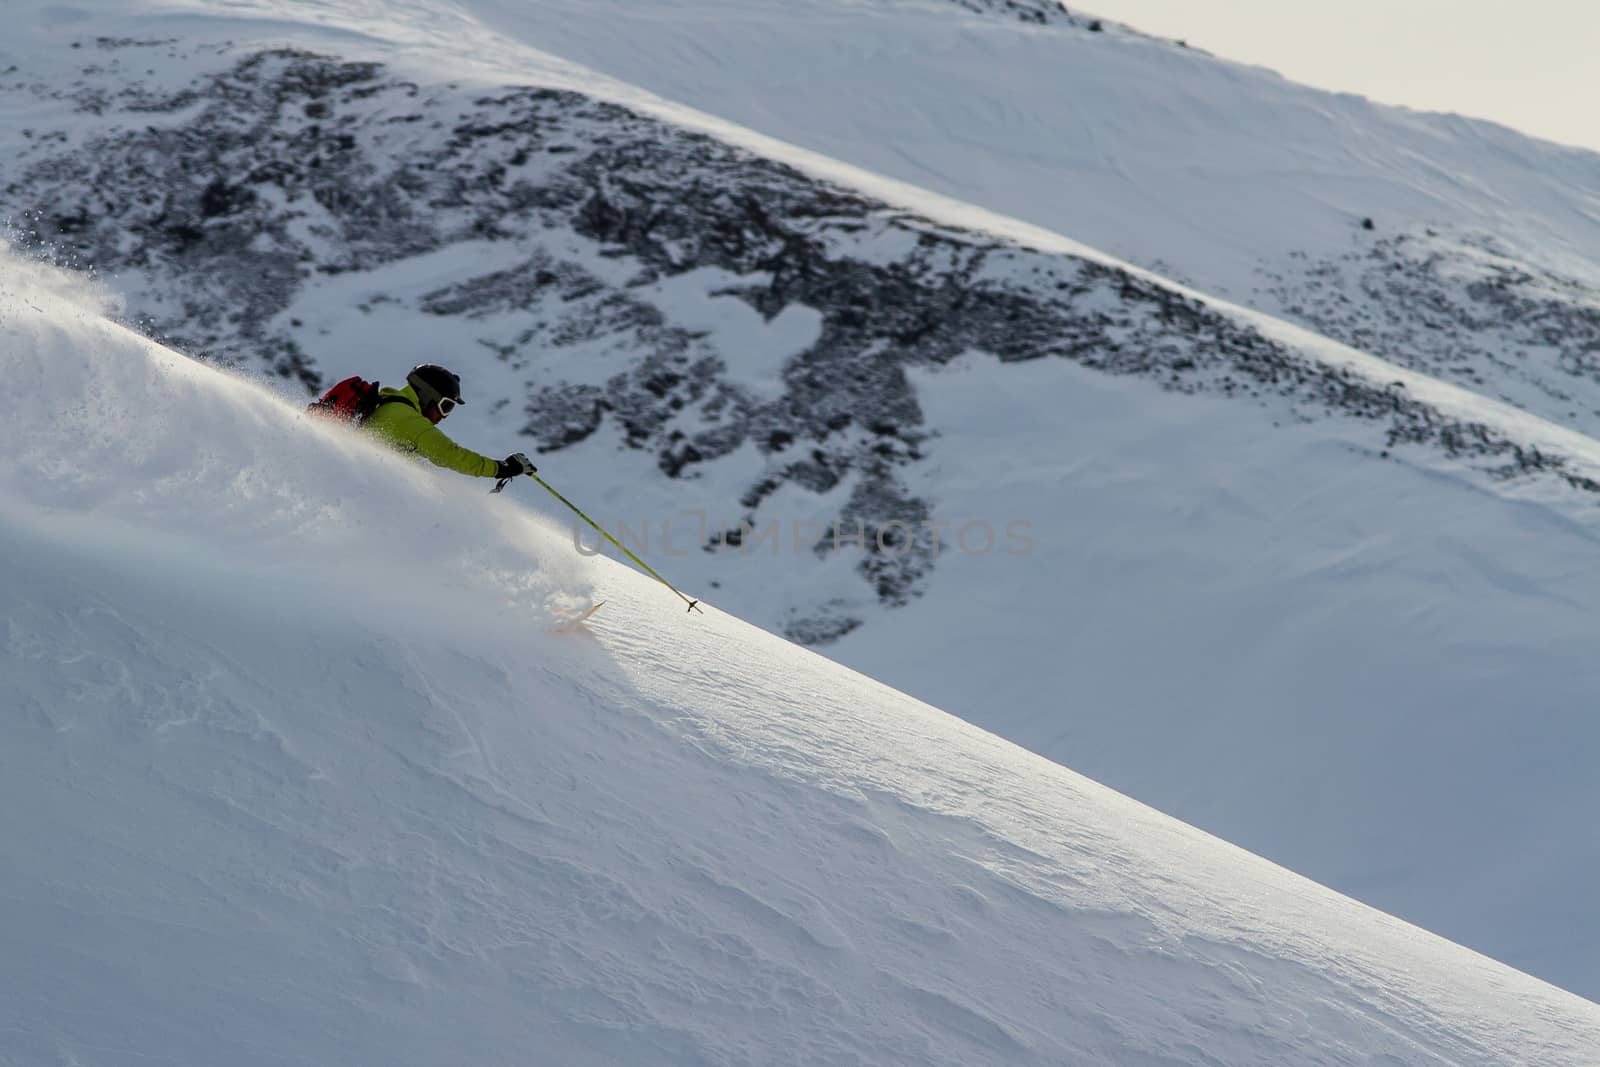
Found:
[306,376,406,424]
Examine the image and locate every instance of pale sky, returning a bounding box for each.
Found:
[1080,1,1600,152]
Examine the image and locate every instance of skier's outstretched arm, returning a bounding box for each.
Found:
[412,425,501,478]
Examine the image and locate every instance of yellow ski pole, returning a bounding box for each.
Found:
[495,473,703,613]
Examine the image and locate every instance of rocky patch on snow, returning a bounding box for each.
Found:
[1261,226,1600,438]
[927,0,1113,31]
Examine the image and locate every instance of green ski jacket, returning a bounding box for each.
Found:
[364,386,500,478]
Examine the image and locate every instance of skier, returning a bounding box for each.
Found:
[365,363,537,481]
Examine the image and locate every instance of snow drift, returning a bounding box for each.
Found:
[4,256,1599,1062]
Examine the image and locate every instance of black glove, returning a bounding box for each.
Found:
[496,452,537,479]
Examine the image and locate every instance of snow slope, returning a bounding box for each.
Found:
[3,0,1599,1004]
[5,251,1600,1066]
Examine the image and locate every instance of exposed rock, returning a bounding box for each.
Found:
[1261,227,1600,438]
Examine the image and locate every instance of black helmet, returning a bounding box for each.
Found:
[407,364,464,412]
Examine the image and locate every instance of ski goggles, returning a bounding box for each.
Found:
[436,396,459,417]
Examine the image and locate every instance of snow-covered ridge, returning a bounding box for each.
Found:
[5,249,1600,1066]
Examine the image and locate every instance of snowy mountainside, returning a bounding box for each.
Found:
[5,42,1595,640]
[6,250,1600,1067]
[442,0,1600,434]
[5,0,1600,1003]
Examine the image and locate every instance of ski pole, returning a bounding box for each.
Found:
[494,473,703,613]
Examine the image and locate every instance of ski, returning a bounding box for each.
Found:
[549,600,605,634]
